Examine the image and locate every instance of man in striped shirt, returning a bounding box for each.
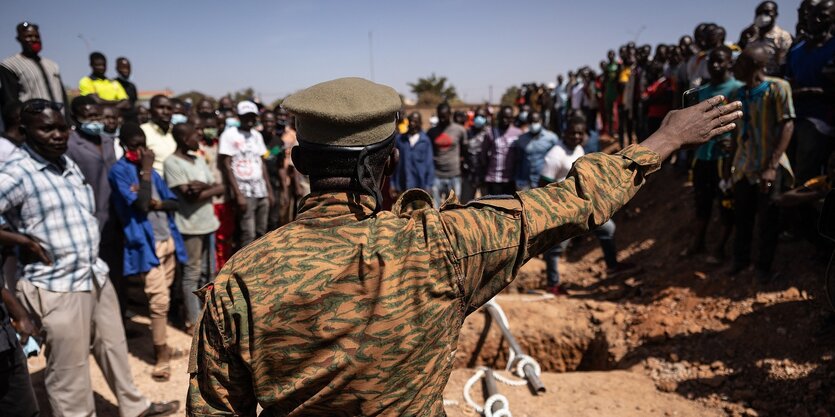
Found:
[730,45,795,282]
[0,100,178,417]
[0,22,68,126]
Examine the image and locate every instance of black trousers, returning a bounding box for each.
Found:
[733,177,781,272]
[0,344,39,417]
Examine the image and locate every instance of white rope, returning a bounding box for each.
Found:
[463,368,487,413]
[492,370,528,387]
[513,355,542,379]
[483,394,512,417]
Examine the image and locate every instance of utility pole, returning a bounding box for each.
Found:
[368,31,375,81]
[489,85,493,104]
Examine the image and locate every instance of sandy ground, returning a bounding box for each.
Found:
[24,150,835,417]
[27,315,193,417]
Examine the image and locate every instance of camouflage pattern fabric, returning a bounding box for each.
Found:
[187,145,661,416]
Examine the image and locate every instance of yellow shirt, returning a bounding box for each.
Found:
[140,122,176,174]
[79,76,128,101]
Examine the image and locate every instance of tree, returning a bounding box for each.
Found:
[500,86,520,108]
[228,87,257,103]
[175,91,215,106]
[408,74,458,107]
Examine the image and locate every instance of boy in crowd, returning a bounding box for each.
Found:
[109,122,188,381]
[730,46,795,282]
[164,123,223,333]
[684,46,743,263]
[540,115,639,295]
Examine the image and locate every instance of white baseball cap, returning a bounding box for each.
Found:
[237,100,258,116]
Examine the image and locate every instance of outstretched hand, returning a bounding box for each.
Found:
[643,96,743,161]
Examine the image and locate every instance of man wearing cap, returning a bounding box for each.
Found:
[218,100,273,249]
[187,77,742,416]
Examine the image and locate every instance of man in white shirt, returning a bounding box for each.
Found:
[744,1,794,75]
[219,101,274,248]
[540,115,639,295]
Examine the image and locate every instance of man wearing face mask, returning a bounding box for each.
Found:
[170,98,188,125]
[461,108,491,202]
[66,96,127,318]
[141,94,176,175]
[0,22,68,124]
[746,1,794,76]
[514,111,559,191]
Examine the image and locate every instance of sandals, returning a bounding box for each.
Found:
[152,345,186,382]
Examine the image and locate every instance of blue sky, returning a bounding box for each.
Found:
[1,0,799,104]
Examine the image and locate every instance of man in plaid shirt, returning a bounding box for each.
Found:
[0,99,178,417]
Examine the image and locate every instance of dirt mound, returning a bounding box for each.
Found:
[443,369,723,417]
[455,294,627,372]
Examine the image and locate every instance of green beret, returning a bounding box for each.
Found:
[282,77,402,146]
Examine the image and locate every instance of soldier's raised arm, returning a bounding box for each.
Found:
[441,96,743,312]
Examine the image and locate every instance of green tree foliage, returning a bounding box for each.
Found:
[175,91,215,106]
[500,86,520,107]
[408,74,458,107]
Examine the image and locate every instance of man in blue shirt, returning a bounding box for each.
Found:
[785,0,835,184]
[110,122,188,382]
[390,111,434,197]
[514,111,559,191]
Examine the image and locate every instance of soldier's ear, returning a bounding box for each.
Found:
[291,146,308,175]
[383,147,399,177]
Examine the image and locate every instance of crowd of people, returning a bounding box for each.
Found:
[0,0,832,416]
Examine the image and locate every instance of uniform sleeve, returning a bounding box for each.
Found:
[79,77,95,96]
[187,267,257,417]
[442,145,661,312]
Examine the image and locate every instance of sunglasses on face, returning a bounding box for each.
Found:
[22,99,63,114]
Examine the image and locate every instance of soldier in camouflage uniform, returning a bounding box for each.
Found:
[187,77,742,416]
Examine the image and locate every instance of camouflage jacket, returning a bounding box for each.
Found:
[187,145,661,416]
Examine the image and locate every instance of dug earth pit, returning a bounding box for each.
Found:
[455,294,624,372]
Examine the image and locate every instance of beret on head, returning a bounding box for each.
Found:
[282,77,402,146]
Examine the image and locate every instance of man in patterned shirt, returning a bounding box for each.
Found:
[730,45,795,282]
[187,77,742,416]
[0,99,178,417]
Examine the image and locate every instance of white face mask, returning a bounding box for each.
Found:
[755,14,773,29]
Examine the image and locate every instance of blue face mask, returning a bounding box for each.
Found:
[225,118,241,129]
[473,115,487,128]
[530,123,543,134]
[79,121,104,136]
[171,113,188,125]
